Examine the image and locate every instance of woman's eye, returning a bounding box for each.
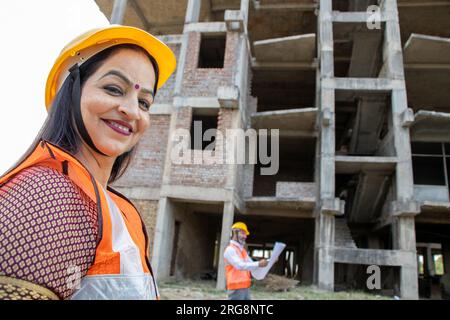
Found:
[104,85,123,95]
[139,99,151,111]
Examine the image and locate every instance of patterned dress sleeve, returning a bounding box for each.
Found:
[0,165,99,299]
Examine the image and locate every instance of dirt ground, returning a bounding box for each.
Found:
[158,279,391,300]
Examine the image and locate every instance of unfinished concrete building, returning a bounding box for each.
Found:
[95,0,450,299]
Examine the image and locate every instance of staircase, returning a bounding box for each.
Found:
[334,218,357,249]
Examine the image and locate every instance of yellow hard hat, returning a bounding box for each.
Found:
[231,222,250,236]
[45,25,176,110]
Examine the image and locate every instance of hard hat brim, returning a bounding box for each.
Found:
[231,222,250,236]
[45,25,176,109]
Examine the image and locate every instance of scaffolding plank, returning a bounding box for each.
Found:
[253,34,316,62]
[335,156,397,174]
[404,33,450,64]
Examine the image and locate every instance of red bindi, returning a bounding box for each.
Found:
[134,84,140,90]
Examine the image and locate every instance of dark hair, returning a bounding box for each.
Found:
[13,44,159,184]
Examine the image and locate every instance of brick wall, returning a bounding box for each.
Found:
[169,107,236,188]
[154,43,180,104]
[181,32,239,97]
[276,182,316,199]
[114,114,171,188]
[172,211,219,278]
[131,199,159,256]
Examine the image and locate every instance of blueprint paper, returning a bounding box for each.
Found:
[251,242,286,280]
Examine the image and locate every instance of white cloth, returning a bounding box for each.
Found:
[105,188,144,275]
[71,187,158,300]
[224,240,260,271]
[251,242,286,280]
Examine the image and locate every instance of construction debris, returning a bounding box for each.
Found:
[260,274,299,292]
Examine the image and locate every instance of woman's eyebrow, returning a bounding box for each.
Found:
[100,69,131,85]
[100,69,154,97]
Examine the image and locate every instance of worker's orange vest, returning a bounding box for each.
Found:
[224,243,252,290]
[0,140,158,299]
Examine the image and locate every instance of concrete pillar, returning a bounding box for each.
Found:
[111,0,128,24]
[441,242,450,298]
[381,0,419,300]
[216,201,235,290]
[151,197,175,280]
[313,0,336,292]
[392,217,419,299]
[314,213,335,291]
[417,247,424,275]
[240,0,250,25]
[425,245,436,276]
[443,242,450,275]
[185,0,201,23]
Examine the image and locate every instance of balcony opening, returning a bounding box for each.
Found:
[412,142,446,186]
[251,69,316,112]
[335,90,390,156]
[253,136,315,197]
[190,108,219,150]
[198,34,226,68]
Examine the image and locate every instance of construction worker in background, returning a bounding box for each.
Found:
[223,222,269,300]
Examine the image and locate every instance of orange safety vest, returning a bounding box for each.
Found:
[224,242,252,290]
[0,140,158,299]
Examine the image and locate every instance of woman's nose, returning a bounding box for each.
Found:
[118,97,141,120]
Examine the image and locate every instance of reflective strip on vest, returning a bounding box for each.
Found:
[224,243,251,290]
[71,188,158,300]
[70,274,157,300]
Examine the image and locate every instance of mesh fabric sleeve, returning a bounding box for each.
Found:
[0,165,99,299]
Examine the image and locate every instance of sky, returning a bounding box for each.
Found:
[0,0,109,173]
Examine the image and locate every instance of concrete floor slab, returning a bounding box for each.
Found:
[245,196,315,211]
[253,33,316,62]
[404,33,450,64]
[251,107,317,132]
[416,202,450,224]
[411,110,450,141]
[335,156,397,174]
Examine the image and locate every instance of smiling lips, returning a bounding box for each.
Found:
[102,119,133,136]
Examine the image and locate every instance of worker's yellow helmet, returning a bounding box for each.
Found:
[45,25,176,110]
[231,222,250,236]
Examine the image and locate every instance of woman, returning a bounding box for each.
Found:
[0,25,176,300]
